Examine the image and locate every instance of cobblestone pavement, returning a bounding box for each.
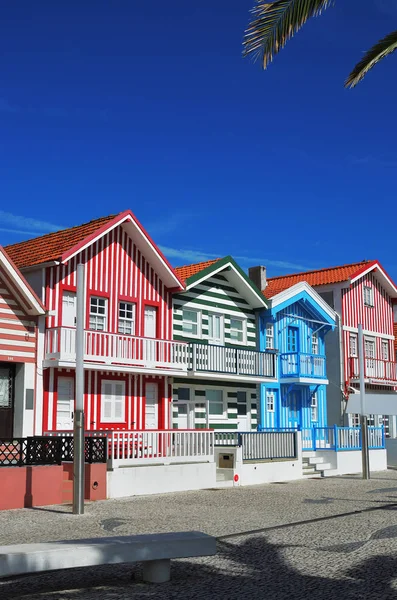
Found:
[2,471,397,599]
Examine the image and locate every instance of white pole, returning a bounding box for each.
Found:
[358,324,370,480]
[73,263,85,513]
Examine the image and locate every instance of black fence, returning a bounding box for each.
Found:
[0,436,107,467]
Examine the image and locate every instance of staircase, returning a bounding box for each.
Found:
[302,452,334,478]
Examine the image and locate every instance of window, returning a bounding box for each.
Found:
[237,390,247,416]
[177,387,190,401]
[349,334,358,357]
[311,393,318,422]
[311,332,319,355]
[89,297,107,330]
[266,323,274,349]
[208,313,224,344]
[182,309,200,337]
[118,302,135,335]
[206,389,224,417]
[230,318,245,343]
[101,380,125,423]
[266,391,275,412]
[287,327,298,352]
[382,340,389,361]
[363,285,374,307]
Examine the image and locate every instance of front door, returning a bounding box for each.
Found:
[56,377,74,430]
[365,338,376,377]
[237,391,251,431]
[144,307,157,363]
[62,291,77,327]
[145,383,158,429]
[0,366,14,438]
[208,313,224,345]
[288,391,301,429]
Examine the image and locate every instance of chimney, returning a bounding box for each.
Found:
[249,266,267,292]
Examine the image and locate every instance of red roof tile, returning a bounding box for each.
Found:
[264,260,374,298]
[174,259,220,282]
[4,214,118,269]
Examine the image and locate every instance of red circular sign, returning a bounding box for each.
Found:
[234,474,239,482]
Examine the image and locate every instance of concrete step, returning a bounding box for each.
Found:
[321,469,340,478]
[302,451,316,458]
[308,456,326,465]
[216,469,234,482]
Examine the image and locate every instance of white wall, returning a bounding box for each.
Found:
[107,462,216,498]
[315,449,387,476]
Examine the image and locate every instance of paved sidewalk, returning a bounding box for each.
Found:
[2,471,397,598]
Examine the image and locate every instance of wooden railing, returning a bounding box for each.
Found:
[190,343,276,379]
[348,357,397,383]
[44,327,189,372]
[280,352,326,379]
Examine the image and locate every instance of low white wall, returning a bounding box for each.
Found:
[386,439,397,468]
[236,459,302,486]
[312,449,387,475]
[107,462,216,498]
[13,363,35,438]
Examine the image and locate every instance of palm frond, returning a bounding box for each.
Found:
[345,30,397,88]
[243,0,333,69]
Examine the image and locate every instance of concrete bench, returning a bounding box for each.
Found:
[0,531,216,584]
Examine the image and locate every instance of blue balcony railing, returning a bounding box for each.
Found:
[280,352,326,379]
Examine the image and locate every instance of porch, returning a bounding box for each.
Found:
[44,327,189,375]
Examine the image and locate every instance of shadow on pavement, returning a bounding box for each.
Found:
[1,533,397,600]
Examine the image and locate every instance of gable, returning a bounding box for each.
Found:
[173,272,258,347]
[267,283,336,327]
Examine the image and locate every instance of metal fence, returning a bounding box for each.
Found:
[0,436,107,467]
[301,426,385,452]
[214,430,297,461]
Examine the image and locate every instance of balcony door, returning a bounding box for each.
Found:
[144,307,157,364]
[56,377,74,431]
[365,338,376,377]
[62,291,76,327]
[208,313,224,345]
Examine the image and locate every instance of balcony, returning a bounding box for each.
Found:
[280,352,327,382]
[348,357,397,386]
[44,327,189,375]
[188,343,276,382]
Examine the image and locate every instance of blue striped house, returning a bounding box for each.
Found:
[257,281,337,430]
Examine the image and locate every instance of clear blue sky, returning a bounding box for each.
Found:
[0,1,396,278]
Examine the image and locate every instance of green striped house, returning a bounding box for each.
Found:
[172,257,276,431]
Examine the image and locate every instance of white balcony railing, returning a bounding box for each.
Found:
[348,357,397,384]
[44,327,189,372]
[280,352,326,379]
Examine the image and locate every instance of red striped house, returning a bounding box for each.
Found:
[263,260,397,432]
[0,246,46,437]
[5,211,187,435]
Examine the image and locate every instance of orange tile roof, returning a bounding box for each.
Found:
[174,259,220,282]
[264,260,374,298]
[4,214,118,269]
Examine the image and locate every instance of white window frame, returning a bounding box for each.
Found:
[266,391,275,413]
[100,380,125,423]
[363,285,374,307]
[311,332,319,355]
[382,339,389,361]
[364,337,376,358]
[118,301,136,335]
[266,323,274,349]
[349,333,358,357]
[310,393,318,422]
[206,388,225,420]
[207,312,224,345]
[89,296,108,331]
[182,308,201,338]
[229,317,246,345]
